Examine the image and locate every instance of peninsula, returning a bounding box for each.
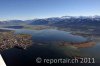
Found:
[0,29,33,52]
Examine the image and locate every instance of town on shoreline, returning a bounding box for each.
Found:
[0,29,33,52]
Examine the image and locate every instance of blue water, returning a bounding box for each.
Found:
[0,28,99,66]
[0,28,87,43]
[15,29,87,43]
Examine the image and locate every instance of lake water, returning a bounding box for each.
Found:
[0,28,100,65]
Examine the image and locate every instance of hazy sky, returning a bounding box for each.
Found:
[0,0,100,20]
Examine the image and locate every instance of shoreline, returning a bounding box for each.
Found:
[58,41,96,48]
[0,30,33,52]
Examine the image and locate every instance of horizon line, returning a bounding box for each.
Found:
[0,15,100,21]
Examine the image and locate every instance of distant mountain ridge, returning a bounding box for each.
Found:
[0,16,100,27]
[0,20,24,25]
[28,15,100,27]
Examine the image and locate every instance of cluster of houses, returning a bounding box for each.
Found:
[0,30,32,51]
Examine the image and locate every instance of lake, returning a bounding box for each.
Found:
[0,28,100,65]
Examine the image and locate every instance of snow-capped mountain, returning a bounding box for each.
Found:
[0,16,100,27]
[0,20,24,25]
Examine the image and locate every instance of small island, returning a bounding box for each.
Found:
[0,29,33,52]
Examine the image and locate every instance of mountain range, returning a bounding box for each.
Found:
[0,16,100,27]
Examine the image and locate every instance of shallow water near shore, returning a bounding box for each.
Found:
[0,28,100,65]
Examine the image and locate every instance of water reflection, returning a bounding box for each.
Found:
[0,28,99,65]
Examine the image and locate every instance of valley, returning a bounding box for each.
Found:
[0,16,100,64]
